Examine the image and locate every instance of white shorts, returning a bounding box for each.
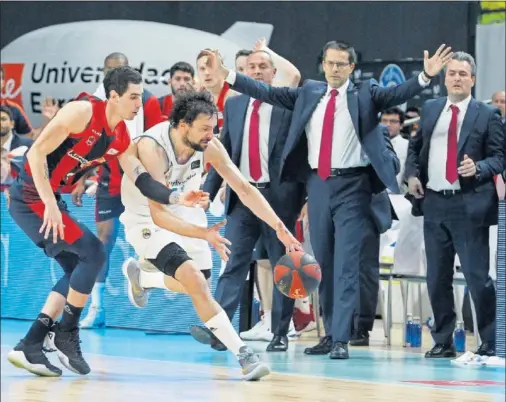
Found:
[124,222,212,271]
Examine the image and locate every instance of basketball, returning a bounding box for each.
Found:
[273,251,322,299]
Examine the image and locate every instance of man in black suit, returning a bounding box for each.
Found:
[0,106,33,185]
[406,51,505,358]
[194,50,305,352]
[201,42,451,359]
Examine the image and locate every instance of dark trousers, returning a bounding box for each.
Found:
[307,171,373,342]
[424,190,496,344]
[8,182,106,297]
[214,188,297,336]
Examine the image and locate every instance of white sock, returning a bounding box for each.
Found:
[263,310,272,329]
[295,297,311,314]
[205,310,245,356]
[91,283,105,308]
[139,270,166,289]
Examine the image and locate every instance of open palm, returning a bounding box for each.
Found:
[424,44,453,77]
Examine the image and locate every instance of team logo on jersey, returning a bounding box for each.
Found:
[67,150,106,169]
[92,129,103,137]
[142,228,151,239]
[106,148,119,155]
[86,136,96,146]
[190,160,201,170]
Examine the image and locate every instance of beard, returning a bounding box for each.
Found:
[0,128,10,137]
[183,134,206,152]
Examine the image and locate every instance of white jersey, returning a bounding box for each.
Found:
[120,121,211,269]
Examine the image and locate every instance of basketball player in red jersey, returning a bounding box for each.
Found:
[157,61,196,117]
[196,50,238,132]
[75,53,166,329]
[6,66,213,377]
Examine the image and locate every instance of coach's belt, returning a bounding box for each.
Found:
[314,167,370,177]
[250,182,270,189]
[431,189,462,197]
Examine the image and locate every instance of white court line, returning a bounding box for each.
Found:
[1,344,499,397]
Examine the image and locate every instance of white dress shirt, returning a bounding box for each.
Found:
[94,83,144,139]
[427,95,472,191]
[239,99,272,182]
[1,133,13,152]
[390,134,409,191]
[226,71,430,170]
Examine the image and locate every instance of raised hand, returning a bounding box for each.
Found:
[424,44,453,77]
[204,220,232,261]
[253,37,267,52]
[200,49,229,81]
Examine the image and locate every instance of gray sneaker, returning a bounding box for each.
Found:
[122,258,149,308]
[237,346,270,381]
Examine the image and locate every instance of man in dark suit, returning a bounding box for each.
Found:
[201,41,451,359]
[194,50,305,352]
[406,51,504,358]
[0,106,33,185]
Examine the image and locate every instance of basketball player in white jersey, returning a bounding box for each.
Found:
[119,91,301,381]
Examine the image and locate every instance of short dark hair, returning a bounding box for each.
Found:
[104,52,129,66]
[170,91,218,127]
[170,62,195,78]
[0,105,13,121]
[103,66,142,99]
[235,49,252,60]
[382,107,405,124]
[197,49,223,63]
[322,41,357,65]
[405,106,420,115]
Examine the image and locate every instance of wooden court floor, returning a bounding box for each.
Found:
[1,319,504,402]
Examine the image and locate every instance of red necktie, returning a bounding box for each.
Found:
[317,89,338,180]
[249,99,262,181]
[445,104,459,184]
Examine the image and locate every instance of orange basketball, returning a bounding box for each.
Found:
[274,251,321,299]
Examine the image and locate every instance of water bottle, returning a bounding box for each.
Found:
[454,321,466,353]
[411,317,422,347]
[405,313,413,346]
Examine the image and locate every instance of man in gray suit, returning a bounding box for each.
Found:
[192,50,305,352]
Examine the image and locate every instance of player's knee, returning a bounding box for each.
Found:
[52,273,71,297]
[80,234,107,274]
[177,263,209,296]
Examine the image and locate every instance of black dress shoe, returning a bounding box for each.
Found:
[304,336,332,355]
[329,341,349,359]
[266,336,288,352]
[424,343,456,359]
[476,342,495,357]
[349,329,370,347]
[190,326,227,351]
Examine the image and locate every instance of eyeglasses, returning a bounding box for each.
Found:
[324,61,350,70]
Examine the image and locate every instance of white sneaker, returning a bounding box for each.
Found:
[287,320,299,338]
[79,306,105,329]
[240,318,274,342]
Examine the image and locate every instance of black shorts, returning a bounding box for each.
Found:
[95,194,125,223]
[146,242,211,280]
[252,236,269,261]
[8,182,101,259]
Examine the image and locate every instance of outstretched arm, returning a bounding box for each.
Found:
[201,49,300,111]
[205,137,301,251]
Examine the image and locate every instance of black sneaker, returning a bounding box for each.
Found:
[53,323,90,375]
[7,339,62,377]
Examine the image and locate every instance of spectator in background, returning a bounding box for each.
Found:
[235,49,253,74]
[381,107,409,191]
[0,66,33,137]
[158,61,196,117]
[406,51,503,358]
[402,106,421,138]
[0,106,33,154]
[491,90,505,122]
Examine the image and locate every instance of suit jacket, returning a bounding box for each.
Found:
[405,97,505,226]
[229,73,428,193]
[10,132,33,150]
[203,94,305,218]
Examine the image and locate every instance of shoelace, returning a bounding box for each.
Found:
[236,349,255,365]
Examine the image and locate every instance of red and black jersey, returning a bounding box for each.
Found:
[216,82,230,130]
[158,94,174,118]
[19,93,131,200]
[96,89,166,197]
